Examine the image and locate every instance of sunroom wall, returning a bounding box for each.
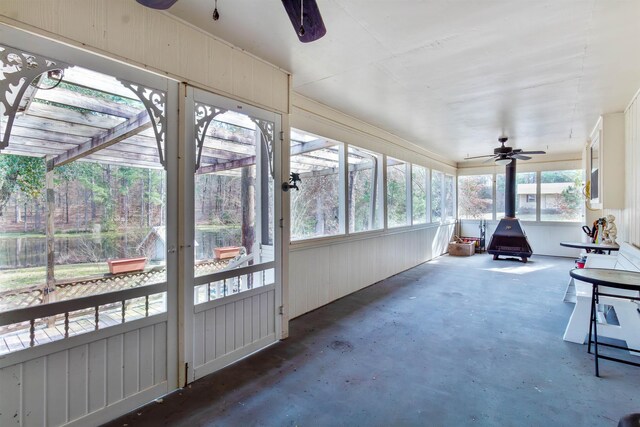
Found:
[0,0,458,329]
[289,94,456,318]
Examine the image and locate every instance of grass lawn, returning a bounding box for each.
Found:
[0,263,109,292]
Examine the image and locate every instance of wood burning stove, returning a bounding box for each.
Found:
[487,160,533,262]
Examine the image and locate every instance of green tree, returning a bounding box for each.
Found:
[0,154,45,216]
[459,176,492,219]
[557,177,584,219]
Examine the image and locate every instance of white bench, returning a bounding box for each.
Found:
[563,242,640,355]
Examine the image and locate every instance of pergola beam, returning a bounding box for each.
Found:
[291,138,339,156]
[51,110,151,168]
[196,156,256,174]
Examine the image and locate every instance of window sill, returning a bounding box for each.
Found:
[289,222,449,251]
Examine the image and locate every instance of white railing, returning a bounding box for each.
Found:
[194,262,275,305]
[0,282,167,352]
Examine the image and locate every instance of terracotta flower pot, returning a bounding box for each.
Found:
[108,257,147,274]
[214,246,241,260]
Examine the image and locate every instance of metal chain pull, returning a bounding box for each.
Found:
[298,0,305,36]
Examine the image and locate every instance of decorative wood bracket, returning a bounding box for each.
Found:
[250,118,275,179]
[194,102,227,171]
[0,44,70,149]
[118,79,168,169]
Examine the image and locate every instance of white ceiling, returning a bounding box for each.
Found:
[167,0,640,163]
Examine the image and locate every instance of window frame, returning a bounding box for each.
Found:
[458,168,584,224]
[289,128,345,242]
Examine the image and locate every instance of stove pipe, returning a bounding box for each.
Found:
[505,160,516,218]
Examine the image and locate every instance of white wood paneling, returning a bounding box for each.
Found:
[23,358,45,427]
[0,321,168,427]
[192,287,276,381]
[46,351,68,426]
[87,340,107,413]
[68,346,88,421]
[289,224,454,319]
[0,0,290,113]
[207,38,233,94]
[622,92,640,246]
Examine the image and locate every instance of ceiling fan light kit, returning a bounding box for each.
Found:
[135,0,178,10]
[495,157,512,166]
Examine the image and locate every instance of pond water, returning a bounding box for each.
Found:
[0,228,241,269]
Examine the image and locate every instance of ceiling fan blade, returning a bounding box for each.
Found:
[517,150,546,155]
[136,0,178,9]
[482,156,499,164]
[464,154,496,160]
[282,0,327,43]
[511,154,531,160]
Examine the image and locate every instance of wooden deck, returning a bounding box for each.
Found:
[0,294,166,355]
[0,259,242,355]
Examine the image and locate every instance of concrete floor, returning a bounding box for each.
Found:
[104,254,640,427]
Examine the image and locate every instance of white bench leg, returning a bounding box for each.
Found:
[563,277,576,303]
[563,296,592,344]
[614,302,640,356]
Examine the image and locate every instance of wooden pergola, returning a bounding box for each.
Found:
[0,46,382,305]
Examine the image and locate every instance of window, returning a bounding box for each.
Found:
[495,172,536,221]
[515,172,536,221]
[431,170,443,222]
[348,145,383,233]
[457,175,493,219]
[496,173,505,219]
[0,60,169,347]
[412,165,428,224]
[290,129,343,240]
[192,101,276,304]
[444,174,455,221]
[540,170,584,222]
[386,157,409,228]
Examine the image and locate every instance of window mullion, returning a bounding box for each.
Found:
[406,163,413,225]
[339,143,347,234]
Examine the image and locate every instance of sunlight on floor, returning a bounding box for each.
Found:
[483,263,552,275]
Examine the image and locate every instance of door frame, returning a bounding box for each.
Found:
[178,84,283,385]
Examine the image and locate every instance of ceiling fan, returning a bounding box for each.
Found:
[464,137,546,165]
[135,0,326,43]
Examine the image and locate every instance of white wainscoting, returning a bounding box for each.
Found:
[459,220,585,258]
[289,223,455,319]
[191,286,276,381]
[621,91,640,246]
[0,317,168,427]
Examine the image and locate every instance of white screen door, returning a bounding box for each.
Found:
[181,87,282,382]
